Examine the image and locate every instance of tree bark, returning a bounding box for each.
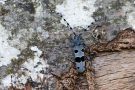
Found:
[88,28,135,90]
[94,50,135,90]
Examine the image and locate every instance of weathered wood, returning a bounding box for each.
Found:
[94,50,135,90]
[91,28,135,90]
[90,28,135,52]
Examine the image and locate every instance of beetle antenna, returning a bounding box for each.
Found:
[63,18,73,30]
[58,13,76,34]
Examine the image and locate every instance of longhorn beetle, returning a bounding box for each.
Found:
[71,33,86,73]
[49,13,97,90]
[58,13,95,73]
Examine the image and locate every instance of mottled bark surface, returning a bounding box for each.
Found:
[91,28,135,90]
[90,28,135,52]
[94,50,135,90]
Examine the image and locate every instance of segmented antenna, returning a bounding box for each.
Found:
[58,14,73,30]
[57,13,76,34]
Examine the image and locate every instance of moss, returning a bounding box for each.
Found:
[110,1,125,10]
[0,6,10,16]
[6,67,14,74]
[44,16,63,32]
[19,48,35,60]
[27,33,41,46]
[17,58,26,65]
[93,8,104,17]
[5,46,35,75]
[6,49,34,75]
[17,2,35,14]
[11,29,18,36]
[112,17,127,24]
[11,58,24,68]
[57,57,65,64]
[28,16,35,22]
[112,18,121,24]
[44,18,57,31]
[6,58,27,75]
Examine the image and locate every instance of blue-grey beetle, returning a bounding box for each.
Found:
[59,13,87,73]
[71,33,86,73]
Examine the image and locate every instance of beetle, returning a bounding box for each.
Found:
[58,13,89,73]
[71,33,86,73]
[50,13,96,90]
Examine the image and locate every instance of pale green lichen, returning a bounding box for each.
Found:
[6,67,13,75]
[93,8,104,17]
[110,1,124,10]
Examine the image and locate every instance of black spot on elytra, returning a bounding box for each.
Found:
[81,49,84,52]
[75,56,85,62]
[75,57,81,62]
[74,50,78,53]
[81,56,84,61]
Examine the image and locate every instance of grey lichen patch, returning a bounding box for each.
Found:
[6,67,14,75]
[93,8,104,17]
[0,6,10,16]
[6,47,35,75]
[17,2,35,14]
[111,16,127,25]
[92,7,106,22]
[0,66,8,80]
[91,0,130,41]
[19,48,35,60]
[44,18,55,31]
[43,0,64,13]
[2,12,34,30]
[0,0,36,31]
[43,32,73,71]
[6,58,24,74]
[110,0,125,10]
[11,29,18,37]
[27,33,41,47]
[44,15,64,32]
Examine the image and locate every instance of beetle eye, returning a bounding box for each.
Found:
[74,50,78,53]
[81,49,84,52]
[75,57,81,62]
[81,56,84,61]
